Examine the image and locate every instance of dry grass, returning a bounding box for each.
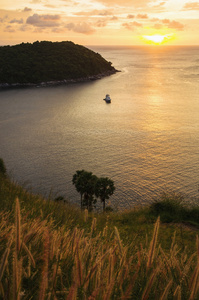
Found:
[0,198,199,299]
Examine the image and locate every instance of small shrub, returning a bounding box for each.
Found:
[54,196,65,202]
[150,192,199,226]
[150,192,184,223]
[105,206,114,212]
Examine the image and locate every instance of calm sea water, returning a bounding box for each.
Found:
[1,46,199,209]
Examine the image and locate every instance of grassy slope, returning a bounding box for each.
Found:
[0,173,199,299]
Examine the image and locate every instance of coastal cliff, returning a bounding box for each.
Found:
[0,41,118,88]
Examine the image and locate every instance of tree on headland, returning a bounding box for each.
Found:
[82,173,98,211]
[95,177,115,212]
[72,170,98,211]
[72,170,115,211]
[72,170,86,209]
[0,158,7,176]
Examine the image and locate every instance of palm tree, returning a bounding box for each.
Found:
[0,158,6,176]
[72,170,85,209]
[72,170,98,210]
[95,177,115,212]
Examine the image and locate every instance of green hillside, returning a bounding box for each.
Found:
[0,41,117,86]
[0,158,199,299]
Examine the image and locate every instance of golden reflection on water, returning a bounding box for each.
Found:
[0,46,199,208]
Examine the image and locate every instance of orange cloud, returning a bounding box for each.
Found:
[153,23,163,29]
[162,19,184,31]
[65,22,95,34]
[122,21,142,30]
[95,19,107,27]
[151,18,160,22]
[94,0,150,8]
[127,14,135,19]
[110,16,118,21]
[74,9,113,16]
[183,2,199,10]
[136,13,148,19]
[149,1,166,12]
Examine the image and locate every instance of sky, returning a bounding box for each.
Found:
[0,0,199,46]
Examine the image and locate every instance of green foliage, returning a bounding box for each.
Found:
[0,41,116,84]
[0,158,6,176]
[150,192,183,223]
[150,192,199,226]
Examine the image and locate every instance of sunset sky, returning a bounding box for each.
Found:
[1,0,199,46]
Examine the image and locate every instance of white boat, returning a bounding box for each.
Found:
[103,94,111,103]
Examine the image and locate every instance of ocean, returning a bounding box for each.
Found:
[0,45,199,209]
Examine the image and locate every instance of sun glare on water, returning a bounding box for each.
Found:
[141,34,175,45]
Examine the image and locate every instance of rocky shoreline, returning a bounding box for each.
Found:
[0,69,119,90]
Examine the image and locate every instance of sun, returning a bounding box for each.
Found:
[141,34,175,45]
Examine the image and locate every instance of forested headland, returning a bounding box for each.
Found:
[0,41,117,88]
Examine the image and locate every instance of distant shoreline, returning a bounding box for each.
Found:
[0,69,119,90]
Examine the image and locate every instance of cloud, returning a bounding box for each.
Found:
[22,7,32,12]
[4,25,15,32]
[136,14,148,19]
[9,18,23,24]
[51,27,64,33]
[122,21,142,30]
[127,14,135,19]
[110,16,118,21]
[162,19,184,30]
[149,1,167,11]
[19,24,30,32]
[150,18,160,22]
[74,9,113,16]
[183,2,199,10]
[153,23,163,29]
[26,14,60,27]
[95,20,107,27]
[0,15,8,23]
[95,0,151,8]
[65,22,95,34]
[168,21,184,31]
[30,0,42,3]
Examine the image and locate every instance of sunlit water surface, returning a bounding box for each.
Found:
[1,46,199,209]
